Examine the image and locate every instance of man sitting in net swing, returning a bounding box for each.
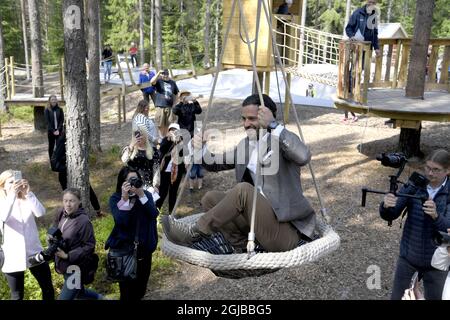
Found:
[162,94,317,254]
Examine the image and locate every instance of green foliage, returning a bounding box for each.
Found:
[0,106,34,123]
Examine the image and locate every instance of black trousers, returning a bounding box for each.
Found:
[119,254,152,301]
[47,132,59,160]
[4,262,54,300]
[156,169,185,213]
[58,170,101,211]
[142,91,156,105]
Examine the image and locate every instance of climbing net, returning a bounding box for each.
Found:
[273,15,343,87]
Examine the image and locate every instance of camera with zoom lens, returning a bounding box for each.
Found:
[433,231,450,247]
[128,176,143,189]
[376,152,407,169]
[28,227,65,266]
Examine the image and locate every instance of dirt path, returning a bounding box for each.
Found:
[1,91,449,300]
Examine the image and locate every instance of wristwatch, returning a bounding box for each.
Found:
[267,120,279,132]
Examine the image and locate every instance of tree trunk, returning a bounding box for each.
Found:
[387,0,393,23]
[405,0,435,98]
[28,0,44,98]
[203,0,211,68]
[344,0,351,35]
[399,126,423,158]
[150,0,154,68]
[154,0,163,70]
[0,11,5,112]
[63,0,92,216]
[20,0,31,80]
[87,0,101,152]
[214,0,220,67]
[139,0,145,66]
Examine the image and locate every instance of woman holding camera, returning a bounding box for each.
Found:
[106,167,159,300]
[380,149,450,299]
[54,188,102,300]
[0,170,54,300]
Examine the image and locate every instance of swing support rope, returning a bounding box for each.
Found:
[169,0,329,256]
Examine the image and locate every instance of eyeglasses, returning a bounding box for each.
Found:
[424,165,444,174]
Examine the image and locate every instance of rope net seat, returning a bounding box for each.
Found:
[161,213,340,279]
[160,0,340,279]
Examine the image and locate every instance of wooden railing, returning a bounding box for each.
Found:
[372,38,450,91]
[337,40,372,104]
[337,38,450,104]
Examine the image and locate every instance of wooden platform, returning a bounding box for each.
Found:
[5,94,65,107]
[334,89,450,123]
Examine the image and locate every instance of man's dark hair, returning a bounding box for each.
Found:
[242,94,277,117]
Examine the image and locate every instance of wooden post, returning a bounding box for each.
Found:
[398,43,410,88]
[427,45,439,84]
[283,72,291,124]
[117,95,122,127]
[392,41,402,88]
[264,71,270,95]
[4,58,10,100]
[439,46,450,92]
[122,93,126,123]
[363,45,372,104]
[384,44,393,82]
[373,48,382,83]
[59,57,64,100]
[10,56,15,98]
[353,44,362,103]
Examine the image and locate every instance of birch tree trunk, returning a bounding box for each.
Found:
[0,11,5,112]
[203,0,212,68]
[139,0,145,66]
[154,0,163,70]
[20,0,31,80]
[63,0,92,215]
[87,0,101,152]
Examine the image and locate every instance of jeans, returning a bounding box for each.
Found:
[59,273,102,300]
[391,256,448,300]
[189,164,204,179]
[104,61,112,81]
[4,262,54,300]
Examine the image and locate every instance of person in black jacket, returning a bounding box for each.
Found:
[44,95,64,160]
[51,133,103,217]
[380,149,450,300]
[54,188,102,300]
[172,90,202,136]
[106,167,159,300]
[155,123,187,213]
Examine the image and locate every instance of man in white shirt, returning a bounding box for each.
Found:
[163,94,316,253]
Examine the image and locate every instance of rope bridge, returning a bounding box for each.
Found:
[273,15,343,87]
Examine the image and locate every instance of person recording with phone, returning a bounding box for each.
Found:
[106,167,159,300]
[0,170,54,300]
[380,149,450,299]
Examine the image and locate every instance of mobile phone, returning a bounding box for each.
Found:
[134,131,141,138]
[13,170,22,181]
[409,271,419,290]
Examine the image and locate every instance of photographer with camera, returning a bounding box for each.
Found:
[106,167,159,300]
[380,149,450,299]
[0,170,54,300]
[53,188,102,300]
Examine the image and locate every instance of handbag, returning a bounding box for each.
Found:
[106,216,140,282]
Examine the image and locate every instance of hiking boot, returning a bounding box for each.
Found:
[161,215,200,246]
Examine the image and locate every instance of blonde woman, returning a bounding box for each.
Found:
[132,100,159,148]
[44,95,64,160]
[122,128,158,191]
[0,170,54,300]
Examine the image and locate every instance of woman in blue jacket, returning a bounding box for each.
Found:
[380,149,450,299]
[106,166,159,300]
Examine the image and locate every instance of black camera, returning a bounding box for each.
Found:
[408,171,429,190]
[128,176,143,189]
[433,231,450,246]
[376,152,407,169]
[29,227,65,266]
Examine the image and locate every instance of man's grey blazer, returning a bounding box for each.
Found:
[201,127,316,237]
